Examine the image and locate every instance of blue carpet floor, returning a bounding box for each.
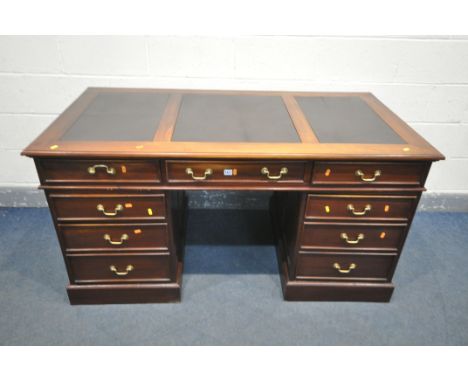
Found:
[0,207,467,345]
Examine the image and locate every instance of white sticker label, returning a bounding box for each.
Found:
[223,169,233,176]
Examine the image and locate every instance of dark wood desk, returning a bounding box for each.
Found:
[22,88,444,304]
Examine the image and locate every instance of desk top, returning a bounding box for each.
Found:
[23,88,443,161]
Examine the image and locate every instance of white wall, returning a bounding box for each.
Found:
[1,36,468,194]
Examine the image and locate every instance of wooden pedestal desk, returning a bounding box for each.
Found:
[22,88,444,304]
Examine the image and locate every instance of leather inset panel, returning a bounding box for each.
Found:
[296,96,404,144]
[173,94,300,142]
[61,93,169,141]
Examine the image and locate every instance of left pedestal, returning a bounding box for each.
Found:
[34,158,186,305]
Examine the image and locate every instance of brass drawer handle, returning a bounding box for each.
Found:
[355,169,381,182]
[340,232,365,244]
[347,204,372,216]
[87,164,116,175]
[97,204,124,217]
[110,264,134,276]
[261,167,288,180]
[185,167,213,180]
[103,233,129,245]
[333,262,357,274]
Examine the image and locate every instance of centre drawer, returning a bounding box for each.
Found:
[37,159,161,184]
[312,161,427,186]
[295,251,397,281]
[300,222,407,251]
[67,253,172,284]
[305,194,417,221]
[165,160,307,184]
[49,193,166,222]
[59,223,169,252]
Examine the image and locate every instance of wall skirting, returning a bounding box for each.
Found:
[0,187,467,212]
[417,192,468,212]
[0,187,47,207]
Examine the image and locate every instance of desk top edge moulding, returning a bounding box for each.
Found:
[22,88,444,305]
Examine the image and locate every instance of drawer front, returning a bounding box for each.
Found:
[38,159,161,184]
[305,194,417,221]
[68,253,171,283]
[300,222,407,251]
[59,223,169,252]
[296,252,396,281]
[166,160,307,184]
[50,194,166,221]
[312,161,427,186]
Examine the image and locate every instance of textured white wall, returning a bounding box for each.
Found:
[1,36,467,193]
